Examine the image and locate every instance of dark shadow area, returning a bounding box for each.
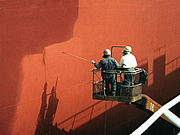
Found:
[35,85,105,135]
[48,53,180,135]
[34,78,60,135]
[0,1,79,134]
[142,55,180,135]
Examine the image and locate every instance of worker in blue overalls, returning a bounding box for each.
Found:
[92,49,119,96]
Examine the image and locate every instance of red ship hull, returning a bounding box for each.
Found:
[0,0,180,135]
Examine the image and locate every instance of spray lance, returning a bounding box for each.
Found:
[62,51,101,81]
[62,51,92,63]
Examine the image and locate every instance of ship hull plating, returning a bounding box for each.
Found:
[0,0,180,135]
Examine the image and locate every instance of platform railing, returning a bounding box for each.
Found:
[92,68,143,103]
[130,94,180,135]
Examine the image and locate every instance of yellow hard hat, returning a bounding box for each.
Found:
[103,49,111,56]
[123,46,132,52]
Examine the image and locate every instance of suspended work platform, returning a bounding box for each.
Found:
[92,68,143,104]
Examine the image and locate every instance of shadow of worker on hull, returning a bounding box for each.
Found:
[34,78,60,135]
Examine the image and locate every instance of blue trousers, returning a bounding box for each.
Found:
[103,74,116,95]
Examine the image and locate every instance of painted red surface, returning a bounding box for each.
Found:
[0,0,180,135]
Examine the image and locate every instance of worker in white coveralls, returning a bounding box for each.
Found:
[120,46,137,85]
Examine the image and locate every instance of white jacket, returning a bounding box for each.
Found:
[120,53,137,68]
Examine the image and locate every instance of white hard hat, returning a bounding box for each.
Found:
[123,46,132,52]
[103,49,111,56]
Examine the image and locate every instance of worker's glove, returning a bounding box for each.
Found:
[92,60,96,64]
